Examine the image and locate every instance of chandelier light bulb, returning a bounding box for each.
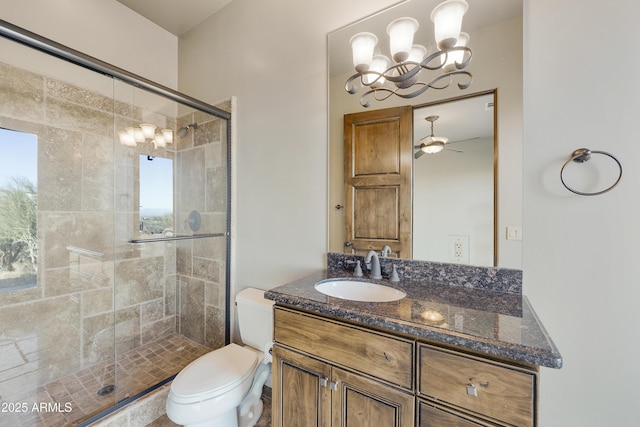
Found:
[161,129,174,144]
[118,130,136,146]
[408,44,427,63]
[133,128,145,143]
[431,0,468,50]
[386,17,419,63]
[350,32,378,73]
[153,134,166,148]
[140,123,157,139]
[442,32,469,72]
[364,54,390,87]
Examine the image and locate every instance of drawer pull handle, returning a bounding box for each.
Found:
[330,380,340,391]
[466,383,478,397]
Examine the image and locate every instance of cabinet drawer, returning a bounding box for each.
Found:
[417,399,499,427]
[274,307,414,389]
[418,345,535,426]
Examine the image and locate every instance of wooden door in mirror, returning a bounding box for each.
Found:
[343,106,412,259]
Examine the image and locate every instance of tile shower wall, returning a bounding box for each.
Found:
[174,107,229,349]
[0,60,228,409]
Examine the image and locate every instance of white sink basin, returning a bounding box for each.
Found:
[314,279,406,302]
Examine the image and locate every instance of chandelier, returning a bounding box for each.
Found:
[345,0,472,108]
[118,123,174,148]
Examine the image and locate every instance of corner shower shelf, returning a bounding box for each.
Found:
[128,232,228,244]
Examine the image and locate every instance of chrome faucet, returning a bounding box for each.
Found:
[364,250,382,280]
[380,245,392,257]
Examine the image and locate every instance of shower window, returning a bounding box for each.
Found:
[139,155,174,235]
[0,128,37,293]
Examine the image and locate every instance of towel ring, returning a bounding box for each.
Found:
[560,148,622,196]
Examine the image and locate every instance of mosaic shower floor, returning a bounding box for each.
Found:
[0,333,210,427]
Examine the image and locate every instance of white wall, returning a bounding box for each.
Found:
[524,0,640,425]
[0,0,178,88]
[413,137,494,265]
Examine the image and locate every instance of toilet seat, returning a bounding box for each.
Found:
[169,343,258,404]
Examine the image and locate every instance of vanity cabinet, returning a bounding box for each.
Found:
[272,306,415,426]
[272,306,539,427]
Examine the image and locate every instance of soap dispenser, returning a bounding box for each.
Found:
[353,260,363,277]
[390,265,400,282]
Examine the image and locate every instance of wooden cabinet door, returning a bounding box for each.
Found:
[272,345,331,427]
[344,106,413,259]
[331,366,415,427]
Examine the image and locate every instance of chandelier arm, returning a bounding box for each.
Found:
[357,70,473,107]
[345,73,362,94]
[347,47,473,93]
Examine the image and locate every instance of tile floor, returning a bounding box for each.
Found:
[0,334,210,426]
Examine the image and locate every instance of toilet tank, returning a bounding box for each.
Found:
[236,288,275,351]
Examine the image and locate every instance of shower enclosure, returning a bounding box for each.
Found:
[0,21,231,426]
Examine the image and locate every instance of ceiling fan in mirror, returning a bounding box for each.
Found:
[346,0,472,107]
[414,115,477,158]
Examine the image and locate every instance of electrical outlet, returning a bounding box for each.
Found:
[449,235,469,264]
[454,314,464,330]
[506,226,522,241]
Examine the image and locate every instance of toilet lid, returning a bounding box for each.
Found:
[171,343,258,401]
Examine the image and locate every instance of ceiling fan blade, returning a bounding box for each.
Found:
[414,150,426,159]
[444,148,464,153]
[447,137,481,144]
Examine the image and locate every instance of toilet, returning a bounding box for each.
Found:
[166,288,275,427]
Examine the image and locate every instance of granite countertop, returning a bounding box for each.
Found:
[265,269,562,369]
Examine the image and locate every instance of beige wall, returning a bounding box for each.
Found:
[0,0,178,89]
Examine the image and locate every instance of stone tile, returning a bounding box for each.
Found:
[0,342,24,371]
[0,62,45,122]
[193,257,218,283]
[82,132,115,212]
[38,126,83,212]
[0,295,81,384]
[177,147,206,213]
[178,278,205,344]
[82,288,114,318]
[206,164,227,212]
[45,96,114,136]
[204,305,225,349]
[140,298,164,325]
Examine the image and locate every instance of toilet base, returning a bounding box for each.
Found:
[182,409,237,427]
[239,397,263,427]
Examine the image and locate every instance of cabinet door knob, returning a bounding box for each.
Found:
[329,380,340,391]
[320,377,329,387]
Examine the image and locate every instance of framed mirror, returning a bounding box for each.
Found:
[328,0,523,268]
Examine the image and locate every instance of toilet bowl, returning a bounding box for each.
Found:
[166,288,275,427]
